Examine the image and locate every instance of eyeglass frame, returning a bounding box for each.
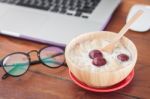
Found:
[0,46,66,79]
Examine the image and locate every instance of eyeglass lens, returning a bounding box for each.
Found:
[2,53,29,76]
[39,47,65,68]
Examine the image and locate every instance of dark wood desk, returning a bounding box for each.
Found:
[0,0,149,99]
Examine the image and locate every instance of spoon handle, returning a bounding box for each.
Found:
[101,10,144,53]
[113,10,144,42]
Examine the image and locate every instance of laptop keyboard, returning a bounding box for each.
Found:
[0,0,101,19]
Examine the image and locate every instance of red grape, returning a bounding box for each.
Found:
[117,54,129,62]
[89,50,103,59]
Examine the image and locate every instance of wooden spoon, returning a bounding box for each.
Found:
[101,10,144,53]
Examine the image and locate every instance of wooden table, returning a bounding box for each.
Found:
[0,0,149,99]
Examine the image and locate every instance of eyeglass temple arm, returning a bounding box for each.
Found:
[0,60,2,67]
[2,73,9,79]
[0,60,9,79]
[1,52,67,79]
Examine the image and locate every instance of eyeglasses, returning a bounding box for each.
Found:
[0,46,66,79]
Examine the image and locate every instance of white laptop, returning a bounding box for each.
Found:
[0,0,121,46]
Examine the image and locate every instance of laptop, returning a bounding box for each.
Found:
[0,0,121,46]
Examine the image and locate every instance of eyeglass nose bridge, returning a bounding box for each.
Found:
[28,50,39,55]
[27,50,40,60]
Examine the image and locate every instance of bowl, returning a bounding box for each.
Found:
[65,31,137,88]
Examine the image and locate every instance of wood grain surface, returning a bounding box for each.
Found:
[0,0,150,99]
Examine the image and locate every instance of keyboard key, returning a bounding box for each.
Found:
[67,9,76,15]
[61,0,68,6]
[51,5,59,12]
[60,8,67,14]
[82,16,88,18]
[69,6,76,11]
[66,13,73,16]
[75,11,82,17]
